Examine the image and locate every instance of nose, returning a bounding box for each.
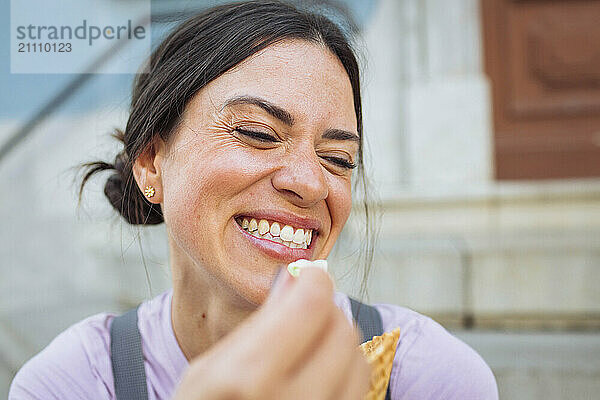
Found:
[271,145,328,207]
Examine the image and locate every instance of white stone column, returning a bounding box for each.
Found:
[360,0,494,194]
[405,0,493,189]
[360,0,409,191]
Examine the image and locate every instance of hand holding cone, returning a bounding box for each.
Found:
[359,328,401,400]
[283,261,398,399]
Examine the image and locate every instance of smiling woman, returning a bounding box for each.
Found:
[139,38,359,307]
[9,1,498,399]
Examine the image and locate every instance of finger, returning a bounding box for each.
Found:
[244,267,337,380]
[284,308,360,399]
[264,266,335,310]
[331,349,372,400]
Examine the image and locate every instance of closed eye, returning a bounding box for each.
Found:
[234,128,279,143]
[234,128,356,169]
[321,156,356,170]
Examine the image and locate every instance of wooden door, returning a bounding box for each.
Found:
[482,0,600,179]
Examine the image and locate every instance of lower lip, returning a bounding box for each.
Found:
[234,220,315,263]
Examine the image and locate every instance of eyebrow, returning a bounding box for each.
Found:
[322,128,360,144]
[221,95,360,143]
[222,95,295,126]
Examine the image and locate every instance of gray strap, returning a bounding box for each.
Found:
[349,297,383,343]
[349,297,392,400]
[110,301,390,400]
[110,307,149,400]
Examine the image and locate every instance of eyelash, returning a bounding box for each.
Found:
[321,157,357,170]
[234,128,278,143]
[234,128,357,170]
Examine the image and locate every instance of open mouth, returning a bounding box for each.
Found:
[234,216,315,250]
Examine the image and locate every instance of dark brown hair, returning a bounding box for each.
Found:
[78,0,377,297]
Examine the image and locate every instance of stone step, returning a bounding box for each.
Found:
[455,331,600,400]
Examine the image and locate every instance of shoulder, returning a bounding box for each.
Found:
[374,303,498,400]
[9,312,116,400]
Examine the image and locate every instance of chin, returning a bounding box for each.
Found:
[225,267,274,309]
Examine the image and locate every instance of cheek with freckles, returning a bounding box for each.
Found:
[317,175,352,259]
[160,131,274,261]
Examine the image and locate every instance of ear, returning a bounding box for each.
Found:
[132,137,167,204]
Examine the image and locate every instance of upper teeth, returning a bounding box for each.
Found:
[239,217,313,249]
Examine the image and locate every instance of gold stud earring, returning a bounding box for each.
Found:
[144,185,155,198]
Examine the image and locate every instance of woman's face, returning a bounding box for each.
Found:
[155,40,358,306]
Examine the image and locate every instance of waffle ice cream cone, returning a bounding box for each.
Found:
[359,328,401,400]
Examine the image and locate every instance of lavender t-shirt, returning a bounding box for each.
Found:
[9,290,498,399]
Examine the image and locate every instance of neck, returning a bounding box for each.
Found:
[169,246,256,361]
